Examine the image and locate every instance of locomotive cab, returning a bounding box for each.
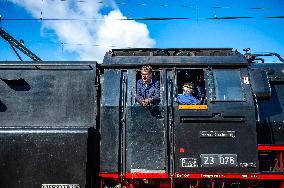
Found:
[100,48,283,188]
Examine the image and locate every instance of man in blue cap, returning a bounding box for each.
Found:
[177,83,200,104]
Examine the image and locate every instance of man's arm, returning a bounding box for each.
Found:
[177,95,183,104]
[191,97,200,105]
[135,80,144,102]
[150,80,160,103]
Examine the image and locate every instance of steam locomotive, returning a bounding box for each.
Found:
[0,48,283,188]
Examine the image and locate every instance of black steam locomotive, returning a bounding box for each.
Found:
[0,48,283,188]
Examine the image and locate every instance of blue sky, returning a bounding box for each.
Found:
[0,0,284,63]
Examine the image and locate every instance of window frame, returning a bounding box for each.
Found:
[174,68,206,105]
[208,68,246,102]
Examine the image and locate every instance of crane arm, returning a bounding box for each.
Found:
[0,27,42,61]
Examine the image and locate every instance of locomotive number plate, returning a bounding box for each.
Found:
[180,158,198,168]
[41,184,80,188]
[200,154,237,167]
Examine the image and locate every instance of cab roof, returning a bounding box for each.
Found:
[103,48,249,68]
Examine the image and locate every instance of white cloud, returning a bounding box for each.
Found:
[8,0,155,62]
[97,10,155,49]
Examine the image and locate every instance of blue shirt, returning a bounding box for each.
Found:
[135,79,160,104]
[177,93,200,104]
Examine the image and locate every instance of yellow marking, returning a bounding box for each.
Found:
[178,104,208,110]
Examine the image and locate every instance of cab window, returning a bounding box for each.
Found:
[213,69,244,101]
[176,69,206,104]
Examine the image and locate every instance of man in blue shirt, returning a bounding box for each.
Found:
[177,83,200,104]
[135,65,160,107]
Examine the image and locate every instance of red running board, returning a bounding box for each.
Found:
[100,173,284,180]
[258,145,284,151]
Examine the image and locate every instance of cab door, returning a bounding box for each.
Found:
[124,69,168,176]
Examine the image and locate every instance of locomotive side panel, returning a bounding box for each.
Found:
[126,105,167,173]
[0,62,99,188]
[253,64,284,145]
[174,68,258,174]
[100,69,121,173]
[0,129,88,188]
[0,64,97,127]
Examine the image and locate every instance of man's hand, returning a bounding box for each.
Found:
[142,98,152,107]
[141,100,148,107]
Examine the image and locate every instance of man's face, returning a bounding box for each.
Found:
[183,87,193,94]
[141,70,152,84]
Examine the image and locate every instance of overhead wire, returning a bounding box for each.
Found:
[1,0,283,57]
[23,0,273,10]
[1,15,284,21]
[0,1,281,21]
[0,0,280,22]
